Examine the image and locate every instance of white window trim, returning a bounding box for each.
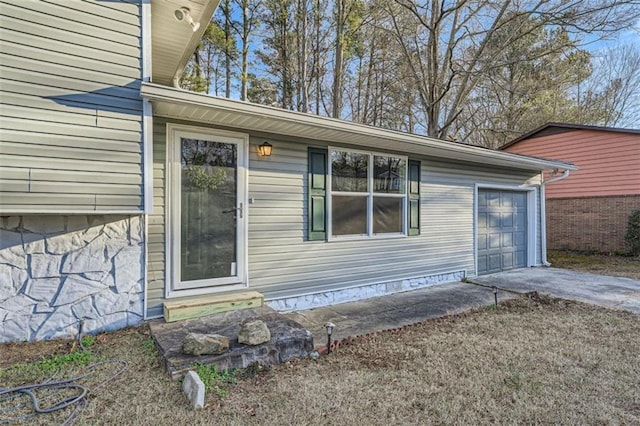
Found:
[165,124,249,299]
[328,147,408,241]
[473,183,538,277]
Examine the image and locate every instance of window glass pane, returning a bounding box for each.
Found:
[181,138,237,281]
[373,197,403,234]
[331,150,369,192]
[332,195,367,236]
[374,156,406,194]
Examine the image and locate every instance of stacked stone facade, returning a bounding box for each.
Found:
[0,215,144,343]
[546,195,640,253]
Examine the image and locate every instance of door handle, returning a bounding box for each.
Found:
[222,203,243,218]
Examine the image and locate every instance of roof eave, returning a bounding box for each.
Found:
[141,83,577,172]
[150,0,221,86]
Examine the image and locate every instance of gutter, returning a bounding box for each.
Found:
[540,169,571,266]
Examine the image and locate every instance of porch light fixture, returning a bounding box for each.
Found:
[257,142,273,157]
[174,7,200,32]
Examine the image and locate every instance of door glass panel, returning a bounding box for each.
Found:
[180,138,237,282]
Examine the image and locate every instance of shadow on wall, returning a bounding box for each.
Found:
[0,215,145,343]
[45,80,143,116]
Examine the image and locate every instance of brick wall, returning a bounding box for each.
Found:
[546,195,640,253]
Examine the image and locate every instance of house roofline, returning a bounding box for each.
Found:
[500,122,640,150]
[141,83,577,173]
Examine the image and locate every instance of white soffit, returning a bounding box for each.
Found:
[151,0,220,86]
[141,83,577,172]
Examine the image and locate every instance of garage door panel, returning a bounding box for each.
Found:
[502,253,514,268]
[502,212,513,227]
[489,212,500,228]
[501,193,513,207]
[489,233,501,249]
[478,255,487,273]
[487,192,500,206]
[478,191,487,207]
[478,234,487,250]
[477,188,528,275]
[514,193,526,207]
[478,212,487,228]
[489,254,502,271]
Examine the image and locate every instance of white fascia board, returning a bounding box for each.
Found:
[140,83,578,173]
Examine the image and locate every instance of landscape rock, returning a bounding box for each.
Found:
[238,319,271,345]
[182,371,205,410]
[182,333,230,356]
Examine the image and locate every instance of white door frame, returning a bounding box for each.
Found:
[474,183,538,277]
[165,123,249,299]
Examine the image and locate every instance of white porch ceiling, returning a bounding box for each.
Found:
[151,0,220,86]
[141,83,577,173]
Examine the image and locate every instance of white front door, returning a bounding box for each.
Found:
[167,125,248,296]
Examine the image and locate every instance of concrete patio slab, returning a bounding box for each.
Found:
[471,268,640,314]
[285,282,517,349]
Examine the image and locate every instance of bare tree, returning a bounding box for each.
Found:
[381,0,640,140]
[580,43,640,127]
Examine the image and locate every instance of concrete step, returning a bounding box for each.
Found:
[163,291,264,323]
[149,306,314,379]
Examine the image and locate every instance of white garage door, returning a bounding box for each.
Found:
[477,189,528,275]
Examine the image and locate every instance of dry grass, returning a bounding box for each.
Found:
[2,296,639,425]
[548,250,640,280]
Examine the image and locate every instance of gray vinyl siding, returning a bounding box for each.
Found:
[146,119,542,317]
[0,0,143,212]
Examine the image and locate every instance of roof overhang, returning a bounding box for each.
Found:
[150,0,220,86]
[141,83,578,173]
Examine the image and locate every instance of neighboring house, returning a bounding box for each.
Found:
[0,0,575,343]
[501,123,640,254]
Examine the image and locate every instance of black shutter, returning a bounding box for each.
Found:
[407,159,421,236]
[308,147,328,241]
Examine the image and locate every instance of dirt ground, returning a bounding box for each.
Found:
[2,295,639,425]
[548,250,640,280]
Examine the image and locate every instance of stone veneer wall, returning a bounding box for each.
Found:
[546,195,640,253]
[0,215,145,343]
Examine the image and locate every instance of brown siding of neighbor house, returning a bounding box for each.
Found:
[504,129,640,198]
[546,195,640,253]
